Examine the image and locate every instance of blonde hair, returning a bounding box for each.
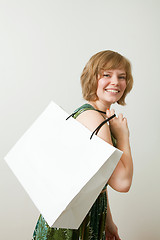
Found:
[80,50,133,105]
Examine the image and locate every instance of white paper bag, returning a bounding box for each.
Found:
[4,101,122,229]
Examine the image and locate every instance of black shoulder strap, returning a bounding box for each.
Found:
[89,114,116,139]
[66,107,116,140]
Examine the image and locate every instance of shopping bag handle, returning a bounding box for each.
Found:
[66,109,116,140]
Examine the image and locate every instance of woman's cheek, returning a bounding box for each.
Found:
[121,81,127,91]
[98,78,108,87]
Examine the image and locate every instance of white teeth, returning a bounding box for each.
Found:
[106,89,119,93]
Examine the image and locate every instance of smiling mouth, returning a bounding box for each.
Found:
[105,89,120,93]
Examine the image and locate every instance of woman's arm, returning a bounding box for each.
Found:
[108,136,133,192]
[106,109,133,192]
[76,109,133,193]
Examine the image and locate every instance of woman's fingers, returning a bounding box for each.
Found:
[123,117,127,122]
[106,109,115,118]
[110,109,115,117]
[107,109,127,125]
[118,113,123,121]
[106,109,127,122]
[106,109,129,139]
[114,113,127,123]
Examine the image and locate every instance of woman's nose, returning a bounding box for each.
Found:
[111,76,119,85]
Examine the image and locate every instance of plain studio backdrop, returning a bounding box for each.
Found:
[0,0,159,239]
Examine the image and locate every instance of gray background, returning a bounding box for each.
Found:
[0,0,160,239]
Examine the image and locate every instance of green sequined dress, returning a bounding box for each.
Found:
[32,104,116,240]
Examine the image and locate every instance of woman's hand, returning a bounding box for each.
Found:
[105,220,121,240]
[106,109,129,141]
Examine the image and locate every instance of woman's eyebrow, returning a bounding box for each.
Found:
[119,73,126,75]
[103,70,112,73]
[103,70,126,75]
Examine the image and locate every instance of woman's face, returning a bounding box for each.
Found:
[96,69,127,105]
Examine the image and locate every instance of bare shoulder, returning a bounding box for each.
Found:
[76,110,104,130]
[76,110,113,144]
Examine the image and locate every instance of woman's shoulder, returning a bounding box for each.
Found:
[72,104,113,144]
[73,103,96,119]
[73,103,104,124]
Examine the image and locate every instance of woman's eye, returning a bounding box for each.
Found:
[103,74,110,77]
[119,76,126,80]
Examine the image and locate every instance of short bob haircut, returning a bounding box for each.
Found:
[80,50,133,105]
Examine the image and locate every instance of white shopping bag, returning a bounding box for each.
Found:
[4,101,122,229]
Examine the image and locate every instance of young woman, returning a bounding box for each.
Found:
[32,50,133,240]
